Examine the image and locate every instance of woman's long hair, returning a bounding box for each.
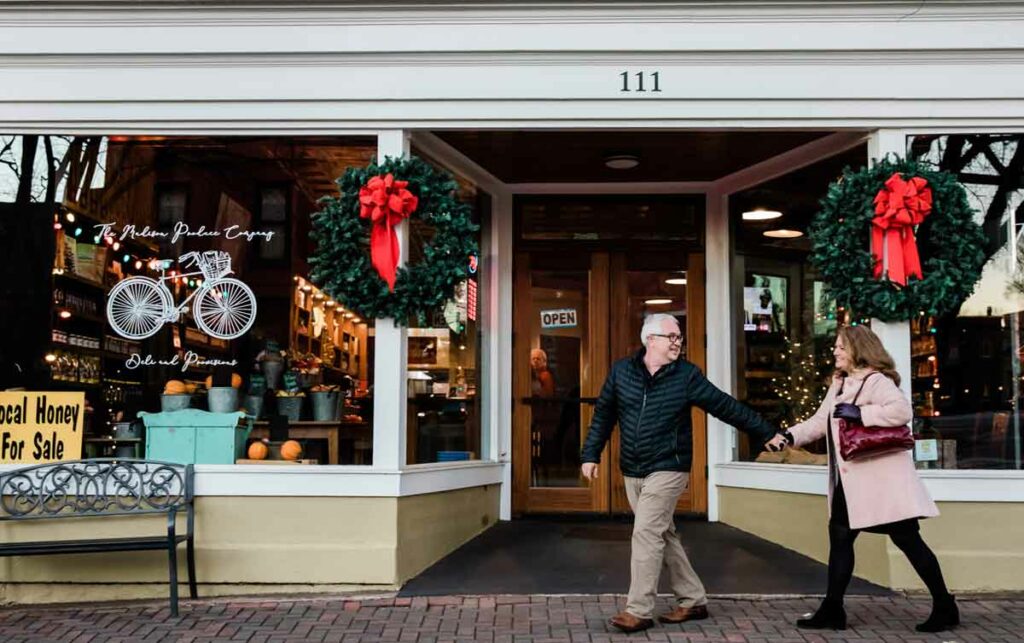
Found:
[837,325,901,387]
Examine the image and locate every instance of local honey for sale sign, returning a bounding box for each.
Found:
[0,392,84,464]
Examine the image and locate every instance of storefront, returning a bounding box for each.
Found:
[1,0,1023,602]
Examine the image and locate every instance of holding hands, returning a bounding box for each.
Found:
[764,430,794,452]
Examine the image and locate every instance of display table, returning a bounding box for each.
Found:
[250,420,371,465]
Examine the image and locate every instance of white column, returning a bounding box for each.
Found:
[492,190,515,520]
[705,188,734,522]
[372,130,410,471]
[867,129,912,399]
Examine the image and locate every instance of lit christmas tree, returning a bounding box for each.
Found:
[772,336,833,424]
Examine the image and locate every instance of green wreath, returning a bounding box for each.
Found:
[808,156,987,322]
[309,156,479,324]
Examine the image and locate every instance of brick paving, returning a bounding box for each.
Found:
[1,594,1021,643]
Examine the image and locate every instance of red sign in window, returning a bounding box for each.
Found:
[467,279,478,322]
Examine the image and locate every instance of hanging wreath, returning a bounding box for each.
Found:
[309,156,479,324]
[809,156,987,322]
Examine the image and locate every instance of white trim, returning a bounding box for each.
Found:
[372,130,410,472]
[494,191,515,521]
[716,462,1024,503]
[704,188,732,522]
[0,461,505,497]
[193,462,504,497]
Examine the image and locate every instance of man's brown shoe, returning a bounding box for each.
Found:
[609,611,655,633]
[658,604,710,624]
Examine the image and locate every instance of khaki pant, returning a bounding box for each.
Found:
[623,471,708,619]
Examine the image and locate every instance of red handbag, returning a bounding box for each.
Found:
[837,373,915,461]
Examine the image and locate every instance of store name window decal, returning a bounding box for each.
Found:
[124,351,238,373]
[94,221,275,244]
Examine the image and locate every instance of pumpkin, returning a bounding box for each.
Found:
[280,440,303,461]
[205,373,243,389]
[247,441,269,460]
[163,380,188,395]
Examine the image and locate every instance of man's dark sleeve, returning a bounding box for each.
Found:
[687,366,776,443]
[580,366,618,464]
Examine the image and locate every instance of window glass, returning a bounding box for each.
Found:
[908,134,1024,470]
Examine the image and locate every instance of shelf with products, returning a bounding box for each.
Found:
[290,276,369,382]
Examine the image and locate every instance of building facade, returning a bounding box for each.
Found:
[1,0,1023,602]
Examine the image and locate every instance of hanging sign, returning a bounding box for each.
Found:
[0,392,84,464]
[540,308,577,329]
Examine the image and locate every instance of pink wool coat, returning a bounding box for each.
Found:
[788,370,938,530]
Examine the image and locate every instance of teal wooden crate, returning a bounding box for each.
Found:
[140,409,250,465]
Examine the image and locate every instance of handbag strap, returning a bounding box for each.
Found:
[849,371,880,405]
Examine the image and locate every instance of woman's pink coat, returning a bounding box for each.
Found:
[789,370,938,530]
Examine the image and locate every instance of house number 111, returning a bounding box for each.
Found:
[620,71,662,93]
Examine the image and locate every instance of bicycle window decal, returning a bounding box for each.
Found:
[106,251,257,341]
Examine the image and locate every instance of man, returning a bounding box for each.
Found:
[580,313,778,633]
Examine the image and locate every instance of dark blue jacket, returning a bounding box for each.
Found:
[581,349,776,477]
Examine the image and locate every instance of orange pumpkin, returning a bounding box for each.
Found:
[205,373,243,389]
[164,380,188,395]
[247,441,269,460]
[280,440,303,461]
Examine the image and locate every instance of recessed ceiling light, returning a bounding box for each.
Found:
[644,298,673,305]
[763,229,804,239]
[742,208,783,221]
[604,154,640,170]
[664,278,688,285]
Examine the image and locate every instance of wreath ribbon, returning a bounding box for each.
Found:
[871,173,932,286]
[359,173,418,291]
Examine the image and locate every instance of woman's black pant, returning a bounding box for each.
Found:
[826,482,949,602]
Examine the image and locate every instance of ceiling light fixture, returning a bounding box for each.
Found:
[742,208,783,221]
[664,277,688,285]
[763,229,805,239]
[604,154,640,170]
[644,298,672,305]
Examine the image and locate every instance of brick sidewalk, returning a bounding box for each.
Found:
[0,594,1020,643]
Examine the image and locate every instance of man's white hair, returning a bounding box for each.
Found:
[640,313,680,345]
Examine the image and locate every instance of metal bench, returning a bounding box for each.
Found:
[0,459,197,616]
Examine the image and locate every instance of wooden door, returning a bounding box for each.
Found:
[512,250,610,513]
[513,249,707,515]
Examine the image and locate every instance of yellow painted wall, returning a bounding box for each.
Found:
[719,487,1024,591]
[1,485,499,605]
[396,484,500,583]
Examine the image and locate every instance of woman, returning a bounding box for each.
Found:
[765,325,958,632]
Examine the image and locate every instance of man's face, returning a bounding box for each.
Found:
[530,351,546,370]
[646,318,683,363]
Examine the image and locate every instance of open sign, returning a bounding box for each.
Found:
[540,308,577,329]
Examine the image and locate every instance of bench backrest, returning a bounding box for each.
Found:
[0,459,194,521]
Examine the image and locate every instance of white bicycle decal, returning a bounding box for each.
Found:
[106,251,257,340]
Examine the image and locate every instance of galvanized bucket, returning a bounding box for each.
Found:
[208,387,239,414]
[310,390,340,422]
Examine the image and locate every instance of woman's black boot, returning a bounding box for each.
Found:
[916,594,959,633]
[796,598,847,630]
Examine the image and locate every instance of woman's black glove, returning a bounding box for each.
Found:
[833,403,862,423]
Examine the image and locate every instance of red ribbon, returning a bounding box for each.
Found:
[871,173,932,286]
[358,173,418,291]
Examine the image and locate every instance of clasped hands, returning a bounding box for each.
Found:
[764,403,862,452]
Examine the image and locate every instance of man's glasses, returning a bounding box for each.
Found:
[650,333,683,345]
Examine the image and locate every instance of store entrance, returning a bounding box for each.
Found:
[511,196,707,515]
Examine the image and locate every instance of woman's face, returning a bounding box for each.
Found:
[833,334,853,372]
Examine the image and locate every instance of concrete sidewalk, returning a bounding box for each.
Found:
[1,593,1020,642]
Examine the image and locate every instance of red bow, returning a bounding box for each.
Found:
[871,173,932,286]
[358,173,418,291]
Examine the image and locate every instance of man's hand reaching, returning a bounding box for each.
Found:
[581,462,599,481]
